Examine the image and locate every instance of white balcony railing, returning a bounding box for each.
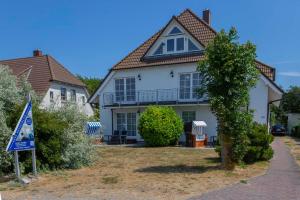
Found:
[103,88,207,106]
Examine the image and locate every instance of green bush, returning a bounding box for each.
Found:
[243,123,274,163]
[215,123,274,164]
[138,106,183,147]
[7,102,95,173]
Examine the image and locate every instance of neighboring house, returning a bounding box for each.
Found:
[287,113,300,134]
[89,9,283,142]
[0,50,94,116]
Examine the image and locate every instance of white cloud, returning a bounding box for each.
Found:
[278,71,300,77]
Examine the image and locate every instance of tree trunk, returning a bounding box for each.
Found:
[220,133,235,170]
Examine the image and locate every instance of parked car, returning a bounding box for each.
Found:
[271,125,286,136]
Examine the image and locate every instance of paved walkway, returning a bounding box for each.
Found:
[191,138,300,200]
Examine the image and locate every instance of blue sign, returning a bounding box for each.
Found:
[6,101,35,151]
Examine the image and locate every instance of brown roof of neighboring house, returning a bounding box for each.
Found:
[0,55,85,94]
[111,9,276,81]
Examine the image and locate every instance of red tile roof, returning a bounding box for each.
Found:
[0,55,85,95]
[111,9,276,81]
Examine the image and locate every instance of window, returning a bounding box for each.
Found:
[71,89,76,102]
[180,72,202,100]
[176,38,184,51]
[188,39,200,51]
[115,78,135,102]
[82,96,86,104]
[182,111,196,123]
[115,79,125,101]
[192,73,202,98]
[180,74,191,99]
[169,27,182,35]
[116,113,137,136]
[127,113,137,136]
[167,39,174,52]
[154,43,164,55]
[117,113,126,131]
[126,78,136,101]
[61,88,66,101]
[50,91,54,102]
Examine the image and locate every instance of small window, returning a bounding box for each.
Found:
[169,27,182,35]
[82,96,85,104]
[167,39,174,52]
[188,39,200,51]
[154,43,164,55]
[176,38,184,51]
[61,88,66,101]
[71,89,76,102]
[50,91,54,102]
[182,111,196,123]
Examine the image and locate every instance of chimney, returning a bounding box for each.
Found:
[202,9,211,25]
[33,49,43,57]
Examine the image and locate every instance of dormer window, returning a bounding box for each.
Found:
[188,39,200,51]
[169,27,182,35]
[154,43,164,55]
[150,26,201,57]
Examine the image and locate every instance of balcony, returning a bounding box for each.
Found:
[102,88,208,107]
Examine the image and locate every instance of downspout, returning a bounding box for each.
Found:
[267,99,282,133]
[111,109,114,134]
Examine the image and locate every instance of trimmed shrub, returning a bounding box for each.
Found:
[243,123,274,163]
[138,106,183,147]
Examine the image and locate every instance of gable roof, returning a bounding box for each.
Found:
[111,9,275,81]
[0,55,85,94]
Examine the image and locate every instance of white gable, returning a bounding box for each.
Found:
[145,19,204,57]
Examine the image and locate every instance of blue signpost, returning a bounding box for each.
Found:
[6,95,37,181]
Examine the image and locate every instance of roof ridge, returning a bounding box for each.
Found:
[182,9,217,35]
[46,55,55,80]
[0,55,47,62]
[47,55,86,87]
[255,59,275,70]
[111,29,163,70]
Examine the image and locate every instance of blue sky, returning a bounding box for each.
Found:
[1,0,299,90]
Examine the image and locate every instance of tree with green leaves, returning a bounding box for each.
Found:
[76,75,102,95]
[281,86,300,113]
[198,28,259,169]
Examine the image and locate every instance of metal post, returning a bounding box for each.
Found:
[14,151,21,181]
[32,149,37,176]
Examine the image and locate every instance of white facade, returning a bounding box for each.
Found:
[93,62,282,142]
[287,113,300,134]
[40,81,94,117]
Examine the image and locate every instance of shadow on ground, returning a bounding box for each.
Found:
[135,164,221,174]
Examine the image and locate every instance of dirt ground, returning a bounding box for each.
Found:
[284,136,300,166]
[1,146,268,200]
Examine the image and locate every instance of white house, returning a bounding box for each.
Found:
[0,50,94,116]
[89,9,283,142]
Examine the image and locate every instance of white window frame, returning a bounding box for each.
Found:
[50,91,54,103]
[71,89,76,102]
[116,112,137,137]
[179,72,202,101]
[61,87,67,101]
[114,77,136,103]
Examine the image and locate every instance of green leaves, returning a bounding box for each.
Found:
[138,106,183,147]
[197,27,259,164]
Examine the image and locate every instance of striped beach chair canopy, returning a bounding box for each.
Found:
[85,122,102,135]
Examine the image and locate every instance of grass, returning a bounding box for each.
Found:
[0,146,269,200]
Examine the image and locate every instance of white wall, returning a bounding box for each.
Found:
[287,113,300,134]
[98,64,272,140]
[40,82,94,117]
[249,77,269,124]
